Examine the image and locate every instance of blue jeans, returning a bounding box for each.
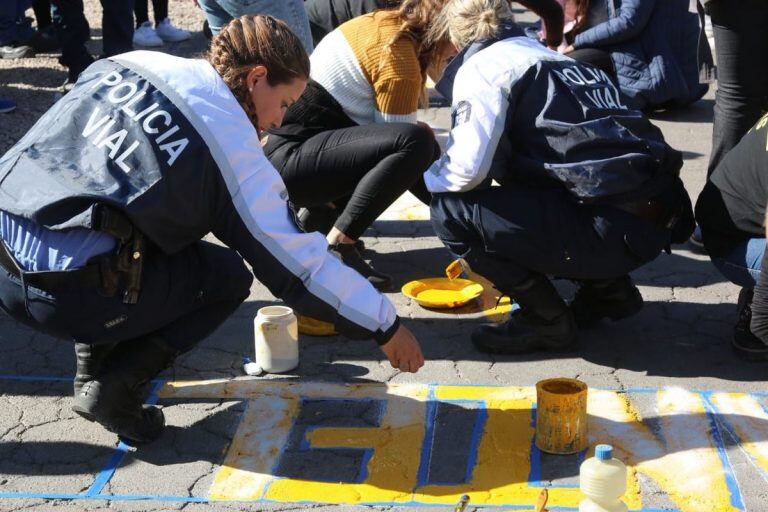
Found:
[0,0,34,45]
[197,0,313,54]
[712,238,766,288]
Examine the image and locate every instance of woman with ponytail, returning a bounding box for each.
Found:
[0,14,424,447]
[425,0,693,355]
[263,0,460,291]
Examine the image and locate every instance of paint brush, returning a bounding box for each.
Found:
[445,260,462,280]
[454,494,470,511]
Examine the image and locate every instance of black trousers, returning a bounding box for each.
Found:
[134,0,167,26]
[53,0,134,78]
[431,187,671,291]
[266,123,437,240]
[707,0,768,175]
[0,240,252,353]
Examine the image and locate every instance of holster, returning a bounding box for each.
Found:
[93,205,147,304]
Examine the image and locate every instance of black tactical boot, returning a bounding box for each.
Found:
[471,275,577,354]
[330,242,392,291]
[570,276,643,328]
[73,342,117,397]
[72,337,177,445]
[733,288,768,361]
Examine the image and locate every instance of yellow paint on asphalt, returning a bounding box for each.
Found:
[158,380,758,510]
[711,392,768,477]
[643,388,739,512]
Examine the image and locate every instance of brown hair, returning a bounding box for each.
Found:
[382,0,449,81]
[571,0,591,35]
[206,15,310,127]
[374,0,448,107]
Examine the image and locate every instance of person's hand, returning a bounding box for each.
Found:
[559,44,575,54]
[379,325,425,373]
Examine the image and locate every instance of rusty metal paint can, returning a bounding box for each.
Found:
[535,378,588,455]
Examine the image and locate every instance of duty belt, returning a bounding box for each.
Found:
[0,206,147,305]
[0,240,103,291]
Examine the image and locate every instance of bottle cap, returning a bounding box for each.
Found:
[595,444,613,460]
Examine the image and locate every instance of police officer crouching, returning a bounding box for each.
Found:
[423,0,694,354]
[0,15,425,445]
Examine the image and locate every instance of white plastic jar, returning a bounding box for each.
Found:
[253,305,299,374]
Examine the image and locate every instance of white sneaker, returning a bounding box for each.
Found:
[133,21,164,47]
[155,18,191,43]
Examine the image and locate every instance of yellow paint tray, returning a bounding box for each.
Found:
[297,315,337,336]
[401,278,483,309]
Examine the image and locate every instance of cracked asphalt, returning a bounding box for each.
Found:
[1,2,767,511]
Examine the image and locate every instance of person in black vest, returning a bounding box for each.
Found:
[425,0,694,354]
[0,15,424,445]
[696,113,768,360]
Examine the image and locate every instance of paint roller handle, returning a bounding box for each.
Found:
[454,494,470,512]
[380,325,424,373]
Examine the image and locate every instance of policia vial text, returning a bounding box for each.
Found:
[82,71,190,173]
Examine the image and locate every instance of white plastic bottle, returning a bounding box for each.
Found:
[253,305,299,373]
[579,444,628,512]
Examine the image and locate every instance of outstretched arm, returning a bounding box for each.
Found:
[516,0,565,49]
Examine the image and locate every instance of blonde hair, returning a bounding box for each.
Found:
[206,15,310,127]
[427,0,514,50]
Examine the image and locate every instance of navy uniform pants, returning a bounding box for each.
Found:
[0,240,253,353]
[431,187,672,292]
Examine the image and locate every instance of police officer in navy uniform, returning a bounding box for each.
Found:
[424,0,694,354]
[0,15,424,445]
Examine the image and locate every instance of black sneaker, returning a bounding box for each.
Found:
[0,43,35,59]
[471,308,577,354]
[733,288,768,361]
[570,276,643,329]
[330,242,392,291]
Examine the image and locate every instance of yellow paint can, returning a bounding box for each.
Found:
[535,378,588,455]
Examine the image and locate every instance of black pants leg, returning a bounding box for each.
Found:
[32,0,52,28]
[270,123,437,240]
[134,0,149,26]
[135,0,167,26]
[51,0,92,78]
[100,0,134,57]
[707,0,768,176]
[151,0,167,23]
[0,241,253,353]
[430,187,671,291]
